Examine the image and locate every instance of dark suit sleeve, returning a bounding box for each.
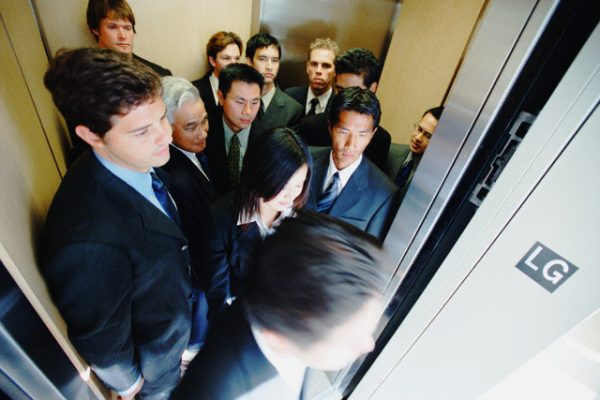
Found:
[365,189,400,242]
[204,207,233,320]
[44,243,140,392]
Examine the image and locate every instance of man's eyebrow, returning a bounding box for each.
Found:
[127,123,151,134]
[127,108,166,134]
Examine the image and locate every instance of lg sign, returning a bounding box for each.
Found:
[516,242,578,293]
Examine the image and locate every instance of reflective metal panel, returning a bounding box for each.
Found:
[259,0,401,88]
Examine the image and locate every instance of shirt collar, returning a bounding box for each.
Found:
[237,208,295,238]
[223,117,251,155]
[92,150,165,213]
[251,326,306,398]
[209,72,219,105]
[262,85,277,110]
[324,151,363,191]
[170,145,209,179]
[306,87,333,114]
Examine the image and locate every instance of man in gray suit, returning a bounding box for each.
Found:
[393,106,444,198]
[42,48,191,400]
[306,87,399,243]
[246,33,303,132]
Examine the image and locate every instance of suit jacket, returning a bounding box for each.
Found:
[133,53,172,77]
[306,148,399,242]
[284,85,334,116]
[204,111,265,195]
[192,71,220,118]
[261,87,304,132]
[160,147,218,289]
[174,302,302,400]
[299,113,392,172]
[42,151,191,395]
[204,196,263,318]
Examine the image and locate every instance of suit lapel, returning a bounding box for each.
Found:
[170,148,217,199]
[329,158,369,216]
[308,150,330,209]
[85,154,186,240]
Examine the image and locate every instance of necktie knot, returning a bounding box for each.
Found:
[316,172,340,213]
[307,97,319,116]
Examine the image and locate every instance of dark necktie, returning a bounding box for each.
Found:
[257,99,265,120]
[196,152,211,180]
[317,172,340,213]
[151,172,181,227]
[306,97,319,116]
[394,158,414,189]
[228,134,241,187]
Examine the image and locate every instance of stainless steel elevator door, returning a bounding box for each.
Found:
[259,0,400,89]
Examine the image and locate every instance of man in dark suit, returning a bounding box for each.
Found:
[65,0,173,164]
[86,0,171,77]
[174,211,386,400]
[299,48,391,172]
[306,87,399,243]
[42,48,191,400]
[192,31,243,118]
[160,76,218,361]
[204,63,264,195]
[246,33,303,132]
[284,38,340,117]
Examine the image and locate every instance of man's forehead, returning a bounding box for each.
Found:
[102,12,132,25]
[256,45,280,57]
[309,48,335,62]
[336,73,366,89]
[227,81,261,96]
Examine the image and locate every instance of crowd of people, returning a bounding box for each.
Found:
[40,0,444,399]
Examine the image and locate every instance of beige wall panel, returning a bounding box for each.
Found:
[34,0,255,80]
[1,0,69,174]
[0,7,106,398]
[378,0,486,143]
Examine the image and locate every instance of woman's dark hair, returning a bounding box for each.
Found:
[235,127,312,222]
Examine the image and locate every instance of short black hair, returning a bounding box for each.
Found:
[423,106,444,120]
[243,210,386,347]
[246,33,281,60]
[44,48,161,137]
[335,48,381,88]
[218,63,264,98]
[328,86,381,129]
[236,127,311,221]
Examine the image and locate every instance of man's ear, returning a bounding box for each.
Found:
[217,90,224,106]
[368,81,378,93]
[246,57,253,65]
[75,125,104,148]
[208,56,217,69]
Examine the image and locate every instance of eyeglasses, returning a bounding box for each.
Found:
[413,123,433,139]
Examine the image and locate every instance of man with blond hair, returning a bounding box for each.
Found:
[285,38,340,117]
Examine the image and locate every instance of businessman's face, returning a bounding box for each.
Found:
[307,48,335,96]
[330,110,376,170]
[219,81,261,133]
[171,99,209,153]
[94,15,134,55]
[209,44,241,77]
[410,112,438,155]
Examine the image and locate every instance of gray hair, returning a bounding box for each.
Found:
[161,76,201,123]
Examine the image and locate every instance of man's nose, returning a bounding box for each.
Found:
[242,102,253,115]
[345,134,356,148]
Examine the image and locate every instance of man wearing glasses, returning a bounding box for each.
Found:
[394,106,444,194]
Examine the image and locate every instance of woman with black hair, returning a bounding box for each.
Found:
[203,127,312,319]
